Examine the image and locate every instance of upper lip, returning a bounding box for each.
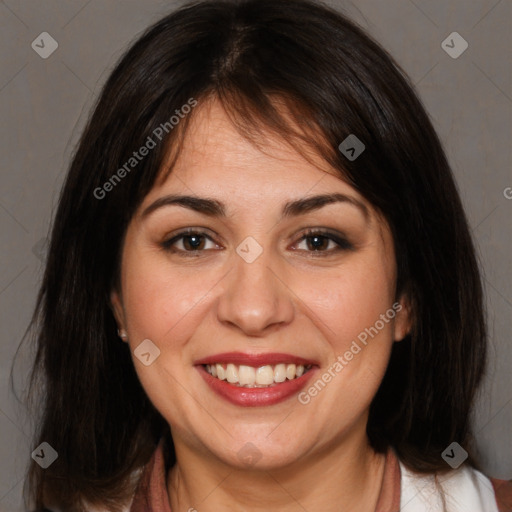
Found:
[194,352,318,367]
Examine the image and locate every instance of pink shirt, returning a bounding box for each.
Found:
[130,438,512,512]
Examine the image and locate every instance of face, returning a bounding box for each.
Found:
[111,98,410,471]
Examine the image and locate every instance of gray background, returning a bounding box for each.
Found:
[0,0,511,510]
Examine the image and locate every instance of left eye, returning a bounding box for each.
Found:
[293,230,353,253]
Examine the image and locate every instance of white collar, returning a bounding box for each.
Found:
[399,459,498,511]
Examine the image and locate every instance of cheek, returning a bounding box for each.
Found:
[292,263,396,421]
[122,253,215,342]
[296,257,396,350]
[121,254,212,421]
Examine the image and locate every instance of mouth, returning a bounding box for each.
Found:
[194,352,318,407]
[203,363,313,387]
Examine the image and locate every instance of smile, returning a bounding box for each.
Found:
[204,363,313,387]
[195,352,318,406]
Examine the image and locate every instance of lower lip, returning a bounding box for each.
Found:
[197,365,317,407]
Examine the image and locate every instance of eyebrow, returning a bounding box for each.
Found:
[141,192,369,221]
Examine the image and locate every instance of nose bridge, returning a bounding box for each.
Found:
[216,236,294,335]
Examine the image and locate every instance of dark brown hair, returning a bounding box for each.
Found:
[16,0,487,509]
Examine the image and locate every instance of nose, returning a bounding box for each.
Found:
[216,242,295,337]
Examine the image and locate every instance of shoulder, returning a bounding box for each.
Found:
[490,476,512,512]
[398,459,511,512]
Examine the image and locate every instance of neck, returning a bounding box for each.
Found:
[167,428,386,512]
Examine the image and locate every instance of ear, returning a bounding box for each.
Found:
[110,289,126,330]
[393,293,413,342]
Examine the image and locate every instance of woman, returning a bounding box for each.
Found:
[21,0,512,510]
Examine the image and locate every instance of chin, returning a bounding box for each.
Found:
[218,436,306,471]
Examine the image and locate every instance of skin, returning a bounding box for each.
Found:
[111,98,411,512]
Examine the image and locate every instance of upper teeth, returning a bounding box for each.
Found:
[205,363,310,387]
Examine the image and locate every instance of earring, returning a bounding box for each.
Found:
[117,329,128,341]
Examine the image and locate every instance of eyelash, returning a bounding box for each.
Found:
[161,228,354,257]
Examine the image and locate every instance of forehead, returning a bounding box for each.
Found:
[131,98,393,261]
[150,99,364,207]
